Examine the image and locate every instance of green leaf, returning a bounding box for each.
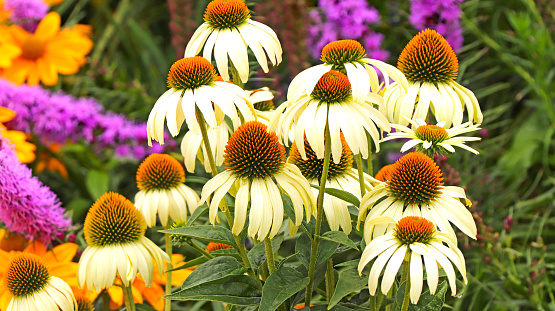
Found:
[168,274,261,306]
[299,305,358,310]
[247,235,284,270]
[134,304,157,311]
[182,257,245,290]
[329,267,368,308]
[85,170,109,199]
[310,184,360,207]
[296,234,339,269]
[320,232,358,250]
[161,225,237,248]
[171,256,208,271]
[282,194,314,236]
[395,280,448,311]
[259,267,310,311]
[334,260,359,268]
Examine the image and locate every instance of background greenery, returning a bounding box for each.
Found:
[35,0,555,310]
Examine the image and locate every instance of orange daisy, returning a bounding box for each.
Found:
[0,107,36,163]
[0,12,93,86]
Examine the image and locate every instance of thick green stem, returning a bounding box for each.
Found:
[305,115,332,306]
[164,230,173,311]
[188,240,215,259]
[122,283,136,311]
[195,106,259,285]
[366,133,373,176]
[325,259,335,303]
[264,238,276,274]
[355,153,367,198]
[400,260,411,311]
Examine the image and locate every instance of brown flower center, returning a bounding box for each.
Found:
[167,57,217,90]
[311,70,351,103]
[320,40,366,66]
[6,253,50,297]
[21,36,45,60]
[394,216,436,244]
[204,0,251,29]
[136,154,185,191]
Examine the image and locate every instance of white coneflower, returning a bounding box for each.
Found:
[358,216,467,304]
[287,39,408,104]
[147,56,254,145]
[269,70,390,164]
[185,0,282,83]
[358,152,476,242]
[383,118,481,156]
[78,192,169,291]
[199,121,316,240]
[134,154,199,227]
[4,253,77,311]
[288,134,377,234]
[382,29,483,127]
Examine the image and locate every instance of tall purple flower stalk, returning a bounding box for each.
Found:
[4,0,48,32]
[0,138,70,243]
[409,0,465,52]
[0,79,168,160]
[307,0,389,60]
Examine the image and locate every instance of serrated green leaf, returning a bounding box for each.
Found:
[320,231,358,250]
[167,274,261,306]
[329,267,368,308]
[85,170,109,199]
[161,225,237,248]
[260,267,310,311]
[296,233,339,269]
[182,257,245,290]
[395,280,448,311]
[310,184,360,207]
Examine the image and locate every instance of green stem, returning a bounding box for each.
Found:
[355,153,367,198]
[195,106,259,285]
[188,239,215,259]
[122,283,136,311]
[230,62,244,89]
[164,230,173,311]
[366,133,373,176]
[264,238,276,274]
[325,259,335,303]
[101,290,110,311]
[400,260,411,311]
[305,112,332,306]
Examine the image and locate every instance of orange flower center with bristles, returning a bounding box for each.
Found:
[204,0,251,29]
[311,70,352,103]
[224,121,286,179]
[136,154,185,191]
[167,57,217,90]
[394,216,436,245]
[289,134,353,181]
[84,192,146,247]
[375,164,396,182]
[6,253,50,297]
[387,152,443,205]
[414,125,449,143]
[205,242,233,252]
[76,296,95,311]
[397,29,459,83]
[321,40,366,66]
[20,36,46,61]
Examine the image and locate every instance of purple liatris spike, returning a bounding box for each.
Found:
[0,139,71,243]
[4,0,48,32]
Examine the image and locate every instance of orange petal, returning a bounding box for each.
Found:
[44,243,78,263]
[2,58,32,85]
[0,107,16,123]
[36,57,58,86]
[142,283,165,311]
[24,240,47,255]
[34,12,61,40]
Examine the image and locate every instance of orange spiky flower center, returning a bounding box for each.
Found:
[84,192,146,247]
[205,242,233,252]
[204,0,250,30]
[375,164,396,182]
[167,57,217,90]
[289,134,353,181]
[224,121,286,179]
[394,216,436,245]
[20,36,46,61]
[6,253,50,297]
[397,29,459,83]
[321,40,366,66]
[136,154,185,191]
[414,125,449,143]
[76,296,95,311]
[311,70,352,103]
[387,152,443,205]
